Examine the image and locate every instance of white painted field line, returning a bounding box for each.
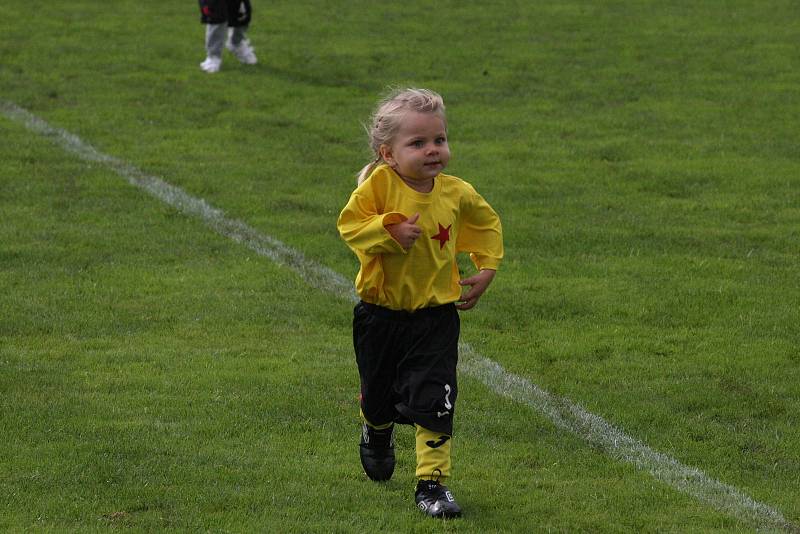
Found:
[0,101,353,300]
[460,347,797,532]
[2,100,796,533]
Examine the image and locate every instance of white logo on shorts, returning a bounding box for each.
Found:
[437,384,453,418]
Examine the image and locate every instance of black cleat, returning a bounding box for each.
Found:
[359,423,395,481]
[415,479,462,518]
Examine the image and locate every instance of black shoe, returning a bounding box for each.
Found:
[359,423,395,481]
[415,479,462,518]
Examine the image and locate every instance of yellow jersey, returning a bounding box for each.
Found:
[337,164,503,311]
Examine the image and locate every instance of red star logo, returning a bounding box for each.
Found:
[431,223,451,249]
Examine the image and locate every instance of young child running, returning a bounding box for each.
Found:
[337,88,503,518]
[198,0,258,73]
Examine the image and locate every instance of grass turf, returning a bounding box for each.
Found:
[1,0,798,531]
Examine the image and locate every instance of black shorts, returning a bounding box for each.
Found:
[199,0,251,27]
[353,301,459,435]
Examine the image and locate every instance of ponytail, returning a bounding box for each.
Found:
[356,158,382,186]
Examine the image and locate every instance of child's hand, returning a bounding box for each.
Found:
[456,269,496,310]
[385,213,422,250]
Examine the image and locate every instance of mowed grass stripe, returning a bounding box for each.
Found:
[3,99,796,533]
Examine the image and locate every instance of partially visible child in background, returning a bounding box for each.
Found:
[198,0,258,73]
[337,88,503,518]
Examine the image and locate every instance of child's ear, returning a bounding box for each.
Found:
[379,144,395,166]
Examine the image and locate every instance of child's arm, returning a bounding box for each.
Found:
[456,185,503,274]
[384,213,422,251]
[338,192,408,255]
[454,185,503,310]
[456,268,496,310]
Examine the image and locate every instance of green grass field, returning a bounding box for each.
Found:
[2,1,799,531]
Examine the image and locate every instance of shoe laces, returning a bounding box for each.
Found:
[417,469,444,493]
[431,468,443,483]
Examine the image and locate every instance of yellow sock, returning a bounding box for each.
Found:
[415,425,452,481]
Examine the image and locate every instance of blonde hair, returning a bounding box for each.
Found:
[356,88,447,185]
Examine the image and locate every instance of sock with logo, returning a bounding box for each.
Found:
[415,424,452,481]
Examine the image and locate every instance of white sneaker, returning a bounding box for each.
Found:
[200,56,222,73]
[226,39,258,65]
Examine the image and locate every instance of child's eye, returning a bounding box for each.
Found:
[412,140,424,148]
[435,137,446,145]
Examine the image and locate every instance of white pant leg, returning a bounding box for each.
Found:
[229,25,249,47]
[205,23,227,58]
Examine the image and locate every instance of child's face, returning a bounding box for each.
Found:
[380,111,450,183]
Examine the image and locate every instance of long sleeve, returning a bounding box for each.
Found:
[337,191,407,255]
[456,186,503,271]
